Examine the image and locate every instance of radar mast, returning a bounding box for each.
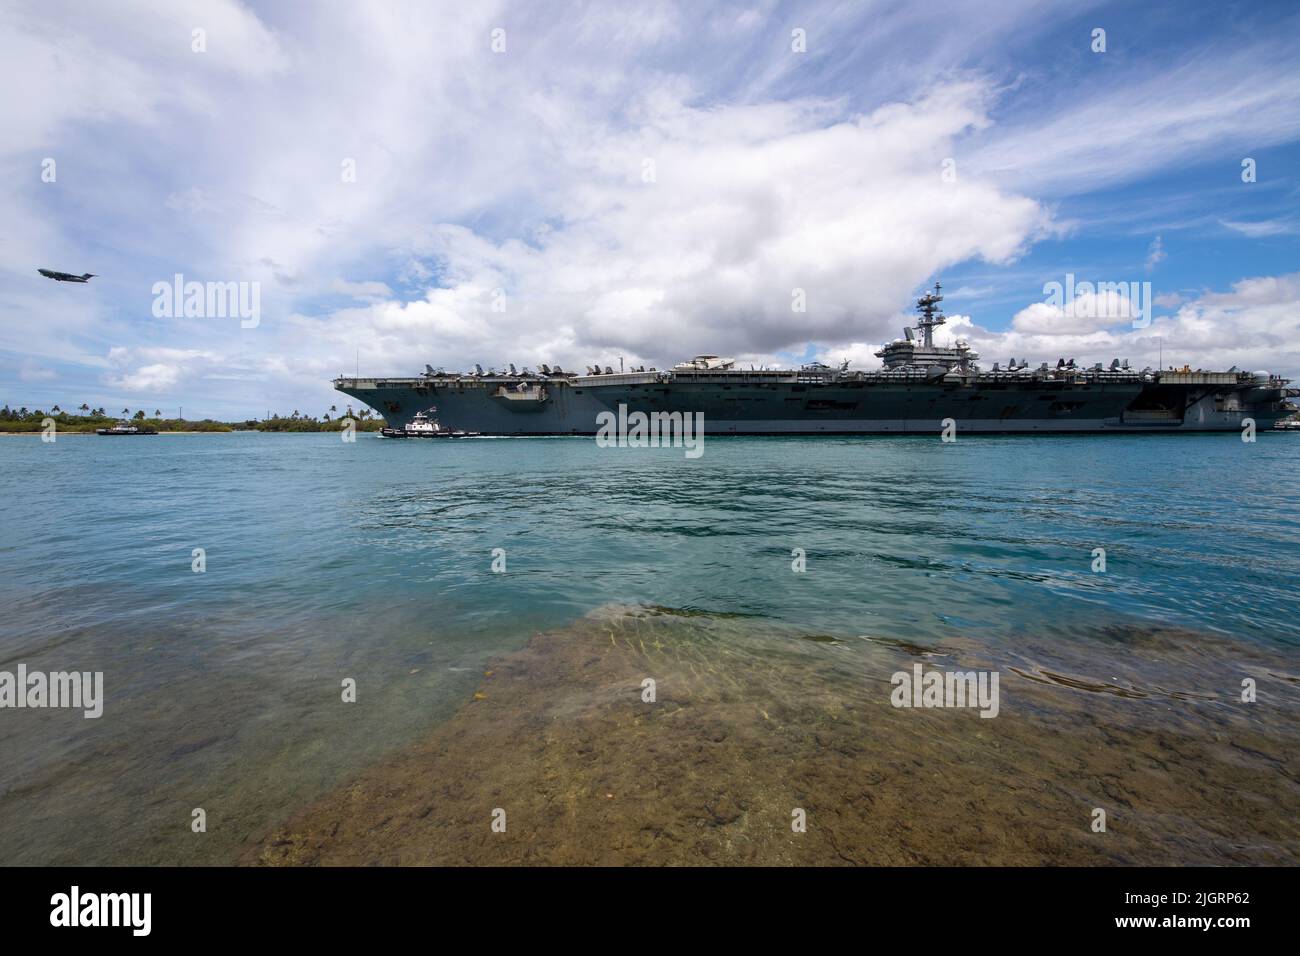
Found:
[915,282,945,348]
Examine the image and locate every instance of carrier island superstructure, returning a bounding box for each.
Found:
[333,285,1296,435]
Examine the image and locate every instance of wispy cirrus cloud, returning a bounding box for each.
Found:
[964,35,1300,195]
[1220,218,1299,238]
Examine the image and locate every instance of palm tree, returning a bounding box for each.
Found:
[79,404,90,415]
[329,404,337,416]
[121,408,130,417]
[153,409,161,417]
[51,404,61,414]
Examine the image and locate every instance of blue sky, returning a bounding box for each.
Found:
[2,0,1298,418]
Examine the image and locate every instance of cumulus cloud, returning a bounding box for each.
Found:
[862,272,1300,375]
[108,363,183,392]
[105,346,229,393]
[289,80,1053,378]
[1009,289,1147,336]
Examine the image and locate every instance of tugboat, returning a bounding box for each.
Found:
[380,408,479,439]
[95,420,158,436]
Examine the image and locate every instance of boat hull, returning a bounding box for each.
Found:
[336,375,1290,436]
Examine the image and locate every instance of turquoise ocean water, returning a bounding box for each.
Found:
[0,431,1297,863]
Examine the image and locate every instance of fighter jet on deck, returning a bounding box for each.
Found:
[38,269,96,283]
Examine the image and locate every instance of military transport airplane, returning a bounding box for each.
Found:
[38,269,96,282]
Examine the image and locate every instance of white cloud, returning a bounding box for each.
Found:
[287,80,1053,379]
[870,272,1300,375]
[1220,219,1298,238]
[108,363,182,392]
[1010,289,1145,335]
[965,38,1300,195]
[1144,236,1165,272]
[105,346,229,393]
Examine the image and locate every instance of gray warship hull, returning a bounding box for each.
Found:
[334,368,1295,435]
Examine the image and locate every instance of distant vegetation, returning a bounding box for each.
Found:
[238,407,385,432]
[0,405,385,433]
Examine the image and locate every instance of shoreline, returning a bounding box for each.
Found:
[5,429,1296,438]
[0,429,382,435]
[249,606,1300,866]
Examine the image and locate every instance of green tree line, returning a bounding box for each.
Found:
[0,405,385,433]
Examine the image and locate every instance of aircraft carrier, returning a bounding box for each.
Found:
[333,285,1297,435]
